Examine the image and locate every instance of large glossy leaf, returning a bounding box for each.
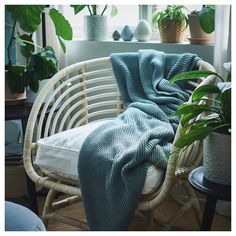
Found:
[175,103,210,115]
[70,5,86,14]
[18,34,34,59]
[58,36,66,53]
[26,48,58,89]
[198,6,215,33]
[191,84,221,102]
[169,70,218,84]
[6,65,26,93]
[174,126,213,148]
[6,5,45,33]
[217,82,231,93]
[49,8,73,40]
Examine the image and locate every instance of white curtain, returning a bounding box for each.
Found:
[213,5,231,77]
[44,5,68,70]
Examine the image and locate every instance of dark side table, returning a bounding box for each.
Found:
[188,166,231,231]
[5,102,38,214]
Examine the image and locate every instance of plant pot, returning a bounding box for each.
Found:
[188,14,214,45]
[5,70,26,106]
[203,132,231,185]
[159,19,185,43]
[84,15,108,41]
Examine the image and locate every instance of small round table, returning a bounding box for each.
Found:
[188,166,231,231]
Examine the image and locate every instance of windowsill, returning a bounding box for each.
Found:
[72,39,215,47]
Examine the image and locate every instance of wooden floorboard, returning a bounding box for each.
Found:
[36,194,231,231]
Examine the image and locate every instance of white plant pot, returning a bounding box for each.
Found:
[84,15,108,41]
[203,132,231,185]
[26,79,49,104]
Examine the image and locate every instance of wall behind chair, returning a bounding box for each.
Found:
[66,41,214,66]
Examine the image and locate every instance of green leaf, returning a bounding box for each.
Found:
[28,78,39,93]
[175,103,210,115]
[111,5,118,17]
[169,70,218,84]
[70,5,86,15]
[217,82,231,93]
[6,65,26,93]
[198,6,215,33]
[26,48,58,84]
[174,126,213,148]
[180,110,206,126]
[18,34,35,59]
[6,5,45,33]
[192,84,221,102]
[49,8,73,40]
[58,36,66,53]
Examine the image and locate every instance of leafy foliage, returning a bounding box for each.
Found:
[70,5,118,16]
[198,6,215,33]
[5,5,72,93]
[152,5,188,30]
[169,68,231,149]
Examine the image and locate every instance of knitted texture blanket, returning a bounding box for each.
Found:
[78,50,199,230]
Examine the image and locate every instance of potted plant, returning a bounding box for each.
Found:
[5,5,73,105]
[169,63,231,185]
[151,5,188,43]
[188,5,215,45]
[71,5,118,41]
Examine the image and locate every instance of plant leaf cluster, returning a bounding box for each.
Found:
[71,5,118,17]
[6,5,73,93]
[169,68,231,149]
[152,5,189,30]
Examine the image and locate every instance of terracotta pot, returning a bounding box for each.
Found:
[5,70,26,106]
[188,14,214,45]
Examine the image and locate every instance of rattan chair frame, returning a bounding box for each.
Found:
[23,56,216,230]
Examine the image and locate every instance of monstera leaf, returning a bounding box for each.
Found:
[6,5,45,33]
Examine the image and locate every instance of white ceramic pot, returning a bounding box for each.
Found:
[134,19,152,42]
[84,15,108,41]
[203,132,231,185]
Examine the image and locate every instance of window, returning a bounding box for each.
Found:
[63,5,139,40]
[62,5,205,42]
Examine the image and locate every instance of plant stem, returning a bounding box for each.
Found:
[7,20,16,66]
[101,5,107,15]
[87,5,92,15]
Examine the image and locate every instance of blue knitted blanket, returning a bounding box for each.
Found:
[78,50,199,230]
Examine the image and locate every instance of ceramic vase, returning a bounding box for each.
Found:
[203,132,231,185]
[134,19,152,42]
[112,30,121,41]
[121,25,134,41]
[84,15,108,41]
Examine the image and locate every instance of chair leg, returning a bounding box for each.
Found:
[42,188,58,228]
[183,182,202,226]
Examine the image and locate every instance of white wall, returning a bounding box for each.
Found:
[66,40,214,66]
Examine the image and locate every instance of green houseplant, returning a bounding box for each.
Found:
[71,5,118,41]
[188,5,215,44]
[5,5,73,102]
[152,5,188,43]
[169,63,231,185]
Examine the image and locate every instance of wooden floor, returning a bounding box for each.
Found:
[35,193,231,231]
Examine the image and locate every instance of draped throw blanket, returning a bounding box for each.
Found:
[78,50,199,230]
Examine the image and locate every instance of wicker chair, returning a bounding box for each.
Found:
[23,56,216,230]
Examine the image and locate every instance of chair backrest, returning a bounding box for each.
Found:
[24,56,216,181]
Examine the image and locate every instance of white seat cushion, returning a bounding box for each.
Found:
[35,120,165,195]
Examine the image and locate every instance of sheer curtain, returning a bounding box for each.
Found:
[44,5,68,70]
[213,5,231,218]
[213,5,231,77]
